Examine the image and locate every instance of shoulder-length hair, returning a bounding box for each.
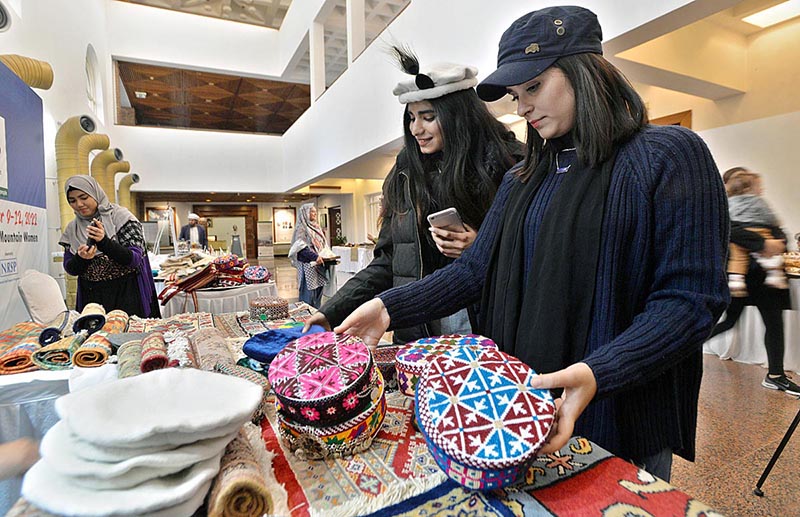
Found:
[382,88,518,231]
[518,53,648,181]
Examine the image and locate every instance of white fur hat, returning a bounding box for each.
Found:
[391,46,478,104]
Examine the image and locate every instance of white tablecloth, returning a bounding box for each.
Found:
[331,246,374,274]
[159,282,278,318]
[0,370,71,515]
[704,278,800,374]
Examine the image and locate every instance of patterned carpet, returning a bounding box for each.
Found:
[126,312,215,334]
[261,390,721,517]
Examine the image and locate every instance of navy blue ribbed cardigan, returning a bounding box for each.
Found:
[380,125,730,461]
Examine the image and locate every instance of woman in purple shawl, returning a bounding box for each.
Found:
[59,175,160,318]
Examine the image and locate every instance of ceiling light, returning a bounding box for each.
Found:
[205,199,211,202]
[498,113,524,125]
[742,0,800,27]
[134,91,147,99]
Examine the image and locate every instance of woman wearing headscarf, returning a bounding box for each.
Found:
[303,48,522,343]
[59,175,160,318]
[289,203,329,309]
[336,6,729,481]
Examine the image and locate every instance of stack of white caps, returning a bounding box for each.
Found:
[22,368,262,516]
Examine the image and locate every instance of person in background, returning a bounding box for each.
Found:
[60,175,161,318]
[304,47,522,343]
[708,167,798,395]
[335,6,729,481]
[289,203,330,309]
[179,212,208,250]
[724,170,788,295]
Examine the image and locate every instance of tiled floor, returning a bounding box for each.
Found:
[672,356,800,516]
[267,255,800,515]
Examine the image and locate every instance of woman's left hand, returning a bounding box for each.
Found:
[530,362,597,455]
[87,219,105,242]
[429,224,477,258]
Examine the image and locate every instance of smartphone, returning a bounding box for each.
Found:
[86,220,97,247]
[427,207,466,231]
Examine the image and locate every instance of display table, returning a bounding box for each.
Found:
[0,370,70,516]
[3,345,719,516]
[704,278,800,374]
[331,245,374,292]
[159,282,278,318]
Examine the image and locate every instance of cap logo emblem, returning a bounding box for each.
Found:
[524,43,540,54]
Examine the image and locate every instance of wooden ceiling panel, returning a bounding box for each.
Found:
[117,60,310,134]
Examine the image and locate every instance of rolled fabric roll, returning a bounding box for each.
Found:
[0,339,41,375]
[102,309,130,334]
[31,332,87,371]
[167,334,198,368]
[73,331,113,368]
[73,302,107,336]
[190,328,233,371]
[118,340,143,379]
[207,429,272,517]
[39,310,80,345]
[140,332,169,373]
[0,321,42,356]
[213,363,270,424]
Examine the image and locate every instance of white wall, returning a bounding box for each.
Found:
[699,110,800,242]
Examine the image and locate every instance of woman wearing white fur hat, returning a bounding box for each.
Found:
[304,47,522,344]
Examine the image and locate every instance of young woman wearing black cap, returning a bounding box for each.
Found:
[336,6,729,481]
[303,49,521,344]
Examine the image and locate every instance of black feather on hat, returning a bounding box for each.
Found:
[388,44,479,104]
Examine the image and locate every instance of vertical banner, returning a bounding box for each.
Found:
[0,116,8,199]
[0,62,48,328]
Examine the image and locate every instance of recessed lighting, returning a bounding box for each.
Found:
[134,91,147,99]
[205,199,211,202]
[209,82,215,86]
[149,76,154,80]
[742,0,800,27]
[205,99,212,103]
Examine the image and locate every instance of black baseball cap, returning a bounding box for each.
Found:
[477,6,603,102]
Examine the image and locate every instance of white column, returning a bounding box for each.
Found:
[346,0,365,65]
[309,21,326,103]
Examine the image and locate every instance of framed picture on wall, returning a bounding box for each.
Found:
[273,207,296,244]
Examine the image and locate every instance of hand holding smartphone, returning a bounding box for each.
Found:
[86,219,98,247]
[427,207,466,232]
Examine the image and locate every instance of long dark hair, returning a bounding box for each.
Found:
[382,88,518,231]
[519,53,647,180]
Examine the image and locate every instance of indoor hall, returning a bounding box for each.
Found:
[1,0,799,515]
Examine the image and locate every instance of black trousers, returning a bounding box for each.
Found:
[710,297,785,375]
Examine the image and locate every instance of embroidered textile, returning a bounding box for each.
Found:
[31,333,86,371]
[140,332,169,372]
[83,254,137,282]
[117,340,143,378]
[0,339,41,375]
[126,312,214,333]
[72,331,112,368]
[191,328,235,371]
[269,332,374,427]
[276,368,386,460]
[207,429,273,517]
[101,309,129,333]
[0,322,42,356]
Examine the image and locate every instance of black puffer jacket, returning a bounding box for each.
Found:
[321,140,522,344]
